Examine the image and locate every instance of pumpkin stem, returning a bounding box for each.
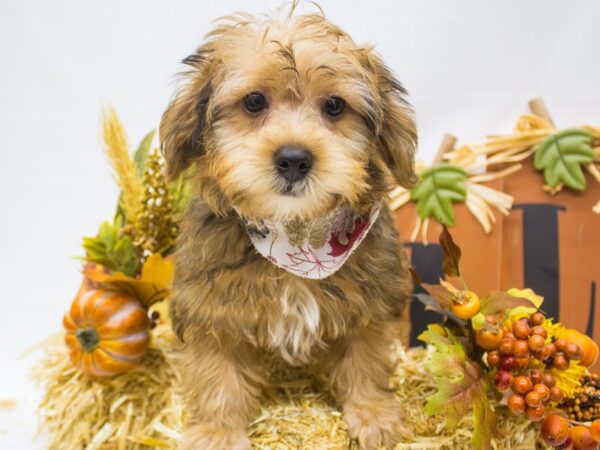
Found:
[75,328,100,352]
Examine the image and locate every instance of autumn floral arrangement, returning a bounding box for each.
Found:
[413,227,600,449]
[36,107,600,449]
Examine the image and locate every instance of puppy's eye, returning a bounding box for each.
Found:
[242,92,268,115]
[323,96,346,118]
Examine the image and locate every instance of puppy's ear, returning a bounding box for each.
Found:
[160,51,214,180]
[367,53,418,188]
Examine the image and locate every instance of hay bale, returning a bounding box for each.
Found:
[36,329,542,449]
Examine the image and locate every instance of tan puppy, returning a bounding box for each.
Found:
[160,7,416,450]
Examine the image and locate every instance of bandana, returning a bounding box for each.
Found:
[243,202,382,279]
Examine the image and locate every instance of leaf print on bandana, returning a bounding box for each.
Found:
[244,202,382,279]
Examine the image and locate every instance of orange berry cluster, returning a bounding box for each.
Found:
[477,311,584,422]
[542,414,600,449]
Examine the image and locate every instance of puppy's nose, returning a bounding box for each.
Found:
[274,147,313,182]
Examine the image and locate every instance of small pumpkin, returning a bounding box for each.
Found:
[63,287,150,377]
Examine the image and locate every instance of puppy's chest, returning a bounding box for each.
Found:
[262,285,325,365]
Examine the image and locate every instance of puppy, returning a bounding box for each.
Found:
[160,7,416,450]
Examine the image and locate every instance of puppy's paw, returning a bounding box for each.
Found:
[343,396,402,450]
[180,422,251,450]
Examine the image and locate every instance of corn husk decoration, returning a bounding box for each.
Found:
[389,99,600,242]
[388,143,515,243]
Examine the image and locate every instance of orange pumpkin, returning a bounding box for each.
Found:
[63,288,150,377]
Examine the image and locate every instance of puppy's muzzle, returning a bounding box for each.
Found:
[274,146,313,183]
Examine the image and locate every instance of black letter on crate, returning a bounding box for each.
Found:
[586,282,596,338]
[514,203,565,321]
[405,242,445,347]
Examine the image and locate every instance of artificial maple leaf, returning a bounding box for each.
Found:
[410,163,468,226]
[533,129,594,191]
[83,253,174,307]
[478,291,538,316]
[417,282,455,313]
[419,326,495,450]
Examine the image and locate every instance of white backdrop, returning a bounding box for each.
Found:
[1,0,599,446]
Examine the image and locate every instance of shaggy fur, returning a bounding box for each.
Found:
[160,7,416,450]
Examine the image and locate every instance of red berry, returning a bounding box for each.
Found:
[513,319,531,340]
[533,383,550,402]
[550,386,564,403]
[555,338,569,353]
[495,370,512,392]
[543,373,556,388]
[529,334,546,352]
[526,390,542,408]
[514,340,530,357]
[530,369,544,385]
[531,312,545,326]
[516,355,530,369]
[507,394,526,415]
[512,376,533,395]
[499,338,515,355]
[565,343,583,361]
[487,351,501,367]
[526,403,546,421]
[554,353,570,370]
[531,325,548,339]
[500,356,517,371]
[546,342,558,357]
[539,345,554,361]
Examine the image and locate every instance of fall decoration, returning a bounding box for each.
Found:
[69,110,183,381]
[102,107,144,225]
[36,106,600,449]
[413,226,600,449]
[534,129,595,191]
[63,288,150,377]
[133,148,179,257]
[37,325,542,449]
[389,98,600,242]
[409,163,468,227]
[389,141,515,242]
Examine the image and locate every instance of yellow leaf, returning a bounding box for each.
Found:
[141,253,174,289]
[506,288,543,308]
[83,254,174,307]
[504,288,544,322]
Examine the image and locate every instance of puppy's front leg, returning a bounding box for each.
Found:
[177,335,264,450]
[327,323,401,450]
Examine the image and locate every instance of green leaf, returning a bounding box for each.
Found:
[533,129,594,191]
[81,217,141,276]
[410,163,468,226]
[440,225,462,277]
[471,312,486,330]
[419,325,496,449]
[134,130,156,177]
